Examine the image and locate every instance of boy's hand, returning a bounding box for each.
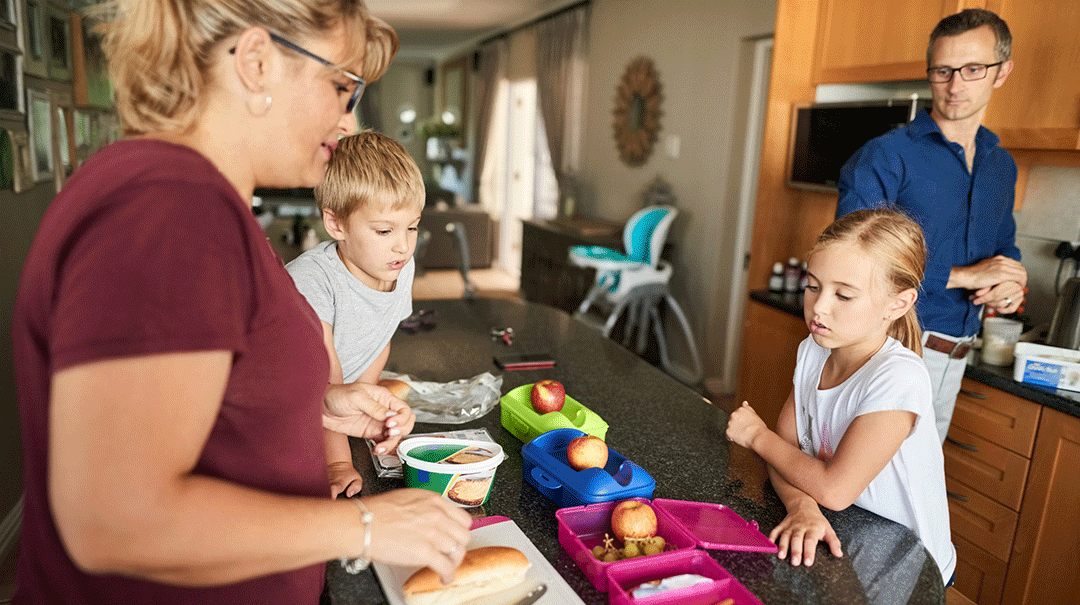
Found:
[726,401,767,449]
[328,461,363,498]
[769,499,843,566]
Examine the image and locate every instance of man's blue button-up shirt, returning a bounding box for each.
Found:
[836,109,1020,338]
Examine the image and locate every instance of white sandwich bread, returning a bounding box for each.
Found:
[378,378,412,400]
[401,546,531,605]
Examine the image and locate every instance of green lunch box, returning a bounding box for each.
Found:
[500,383,609,442]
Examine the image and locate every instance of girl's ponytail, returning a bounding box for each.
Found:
[890,307,923,356]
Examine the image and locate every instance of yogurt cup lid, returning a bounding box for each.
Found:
[398,437,505,474]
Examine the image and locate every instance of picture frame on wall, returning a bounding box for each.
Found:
[8,128,33,192]
[1,44,21,115]
[45,3,70,81]
[27,87,52,181]
[1,0,14,28]
[22,0,47,77]
[71,11,111,108]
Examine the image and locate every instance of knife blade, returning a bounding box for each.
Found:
[509,582,546,605]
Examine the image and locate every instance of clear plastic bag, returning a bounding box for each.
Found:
[379,371,503,424]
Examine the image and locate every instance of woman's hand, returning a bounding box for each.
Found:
[769,500,843,567]
[328,462,363,499]
[726,401,767,449]
[361,489,474,585]
[323,382,415,453]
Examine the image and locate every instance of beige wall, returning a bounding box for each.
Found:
[370,58,437,180]
[580,0,776,390]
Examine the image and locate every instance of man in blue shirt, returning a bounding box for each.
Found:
[836,9,1028,443]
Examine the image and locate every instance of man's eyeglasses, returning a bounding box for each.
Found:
[926,62,1003,83]
[230,33,365,114]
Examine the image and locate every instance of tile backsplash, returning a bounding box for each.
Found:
[1013,165,1080,332]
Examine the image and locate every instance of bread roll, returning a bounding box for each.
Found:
[402,546,531,605]
[378,378,411,399]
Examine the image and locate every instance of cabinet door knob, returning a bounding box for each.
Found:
[947,490,969,502]
[946,436,979,452]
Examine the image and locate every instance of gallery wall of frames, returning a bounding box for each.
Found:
[1,0,117,194]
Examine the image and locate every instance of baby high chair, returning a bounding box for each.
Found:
[569,205,702,386]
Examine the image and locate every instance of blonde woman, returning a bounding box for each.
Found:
[11,1,470,603]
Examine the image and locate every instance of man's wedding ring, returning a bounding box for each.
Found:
[444,544,459,555]
[1005,297,1012,305]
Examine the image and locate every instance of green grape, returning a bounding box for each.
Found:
[642,542,662,556]
[592,545,607,559]
[623,542,641,558]
[602,551,619,563]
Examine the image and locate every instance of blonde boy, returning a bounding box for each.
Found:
[287,130,424,497]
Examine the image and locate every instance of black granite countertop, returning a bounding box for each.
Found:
[749,290,1080,419]
[325,298,944,605]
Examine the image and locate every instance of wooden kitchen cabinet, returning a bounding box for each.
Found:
[944,378,1040,604]
[982,0,1080,149]
[1000,406,1080,604]
[812,0,982,84]
[734,300,806,431]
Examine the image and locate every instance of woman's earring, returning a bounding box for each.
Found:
[247,94,272,117]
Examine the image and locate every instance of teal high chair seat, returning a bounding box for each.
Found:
[569,205,702,386]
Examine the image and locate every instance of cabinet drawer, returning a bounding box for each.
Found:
[946,476,1019,561]
[950,379,1041,457]
[944,426,1030,511]
[952,533,1007,605]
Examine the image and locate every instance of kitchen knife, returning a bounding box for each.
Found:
[509,583,546,605]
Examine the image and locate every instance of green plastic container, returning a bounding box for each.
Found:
[500,383,609,442]
[398,438,505,507]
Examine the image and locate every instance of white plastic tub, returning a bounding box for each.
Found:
[1012,342,1080,392]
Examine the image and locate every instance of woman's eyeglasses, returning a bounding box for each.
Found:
[231,33,366,114]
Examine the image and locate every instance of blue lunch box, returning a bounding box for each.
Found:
[522,428,656,508]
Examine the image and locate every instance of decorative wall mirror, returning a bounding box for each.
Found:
[613,56,662,166]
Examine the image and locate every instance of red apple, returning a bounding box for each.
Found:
[566,435,608,471]
[530,380,566,414]
[610,500,658,542]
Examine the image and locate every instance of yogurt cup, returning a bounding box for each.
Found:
[398,437,505,507]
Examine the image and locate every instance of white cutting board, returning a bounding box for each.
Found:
[372,519,585,605]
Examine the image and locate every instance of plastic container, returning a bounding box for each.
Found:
[557,497,777,592]
[500,383,609,443]
[522,428,655,508]
[606,549,765,605]
[982,317,1023,366]
[398,437,505,507]
[1012,342,1080,392]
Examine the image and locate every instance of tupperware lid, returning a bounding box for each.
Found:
[652,498,778,553]
[398,438,505,474]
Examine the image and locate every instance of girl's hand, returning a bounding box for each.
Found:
[328,462,363,498]
[769,502,843,567]
[726,401,767,449]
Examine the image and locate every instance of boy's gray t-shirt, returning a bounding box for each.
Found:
[286,240,413,383]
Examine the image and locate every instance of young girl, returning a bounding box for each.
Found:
[726,208,955,585]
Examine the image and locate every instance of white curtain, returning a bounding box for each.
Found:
[472,39,507,214]
[535,4,589,218]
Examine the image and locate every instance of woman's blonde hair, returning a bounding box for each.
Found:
[94,0,398,136]
[316,130,425,219]
[812,208,927,355]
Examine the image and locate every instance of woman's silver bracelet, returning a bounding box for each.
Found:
[339,498,374,574]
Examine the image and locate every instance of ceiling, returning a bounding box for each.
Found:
[366,0,573,58]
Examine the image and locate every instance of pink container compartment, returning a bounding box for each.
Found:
[557,498,700,592]
[557,497,777,593]
[606,549,765,605]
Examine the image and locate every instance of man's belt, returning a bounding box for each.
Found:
[925,334,971,359]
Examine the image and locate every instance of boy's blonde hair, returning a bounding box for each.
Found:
[315,130,425,219]
[812,208,927,355]
[95,0,398,136]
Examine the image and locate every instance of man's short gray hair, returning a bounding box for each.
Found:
[927,8,1011,66]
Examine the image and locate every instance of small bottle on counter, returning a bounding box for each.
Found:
[784,257,801,293]
[769,262,785,293]
[799,261,808,291]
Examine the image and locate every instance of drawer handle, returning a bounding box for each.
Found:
[946,436,979,452]
[947,491,969,502]
[959,388,987,400]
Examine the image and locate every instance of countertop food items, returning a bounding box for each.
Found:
[402,546,531,605]
[378,378,412,399]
